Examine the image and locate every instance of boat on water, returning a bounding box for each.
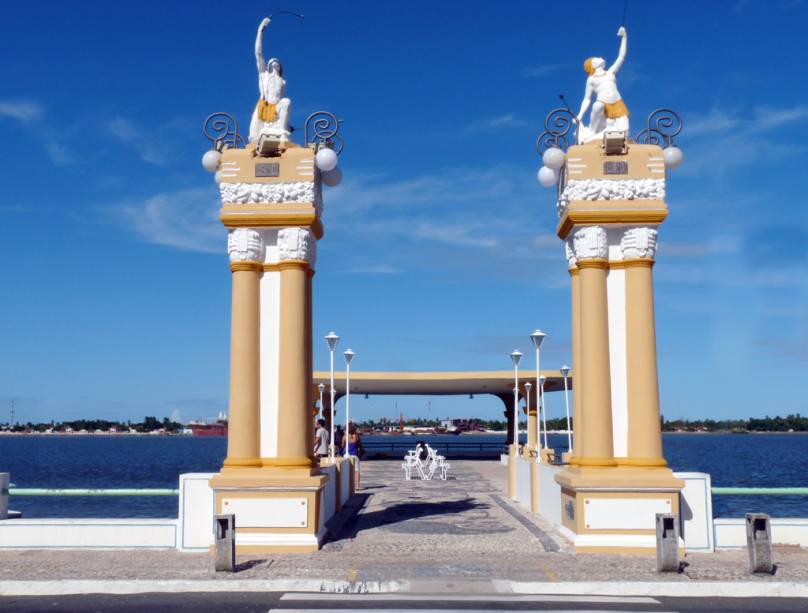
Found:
[188,421,228,437]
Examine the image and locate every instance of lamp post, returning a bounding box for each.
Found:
[529,329,546,462]
[539,374,549,450]
[524,381,532,458]
[317,381,325,421]
[325,332,339,461]
[510,350,522,450]
[560,364,572,453]
[343,349,355,456]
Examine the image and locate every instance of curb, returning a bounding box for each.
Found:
[2,579,808,598]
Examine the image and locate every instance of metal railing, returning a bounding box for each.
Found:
[8,488,178,497]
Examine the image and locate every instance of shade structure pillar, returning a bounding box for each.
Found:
[223,262,262,468]
[623,255,666,466]
[209,144,331,555]
[551,140,683,554]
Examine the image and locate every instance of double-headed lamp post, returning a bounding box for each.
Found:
[343,349,355,456]
[560,364,572,453]
[325,332,339,461]
[529,329,547,461]
[510,350,522,451]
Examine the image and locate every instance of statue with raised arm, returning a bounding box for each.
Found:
[576,26,629,144]
[249,17,292,146]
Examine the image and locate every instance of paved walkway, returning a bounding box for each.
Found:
[1,459,808,588]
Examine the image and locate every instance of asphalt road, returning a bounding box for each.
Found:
[1,592,808,612]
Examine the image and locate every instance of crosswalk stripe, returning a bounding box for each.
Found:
[280,593,660,604]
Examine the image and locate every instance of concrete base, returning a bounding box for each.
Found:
[555,465,684,554]
[209,467,328,554]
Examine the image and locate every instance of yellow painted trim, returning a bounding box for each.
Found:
[616,457,669,467]
[556,201,668,239]
[222,457,262,468]
[576,259,608,270]
[568,267,579,275]
[262,263,282,272]
[230,261,262,272]
[220,212,324,240]
[622,257,655,268]
[261,457,315,467]
[277,260,310,271]
[575,456,618,467]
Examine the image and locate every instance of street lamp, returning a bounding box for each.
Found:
[560,364,572,453]
[325,331,339,461]
[510,350,522,450]
[539,374,548,451]
[317,381,325,420]
[530,329,546,463]
[343,348,355,456]
[524,381,532,457]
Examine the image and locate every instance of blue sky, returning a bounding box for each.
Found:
[1,1,807,425]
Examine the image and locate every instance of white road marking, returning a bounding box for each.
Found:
[280,593,660,603]
[270,610,675,613]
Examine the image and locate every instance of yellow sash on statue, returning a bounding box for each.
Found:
[256,99,278,123]
[603,99,629,119]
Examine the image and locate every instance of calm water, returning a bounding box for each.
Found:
[2,433,807,519]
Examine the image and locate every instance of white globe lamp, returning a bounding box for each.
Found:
[542,147,566,170]
[202,149,221,173]
[663,146,683,169]
[537,166,558,187]
[214,170,224,184]
[315,148,338,172]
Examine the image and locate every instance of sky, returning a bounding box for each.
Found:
[1,0,807,425]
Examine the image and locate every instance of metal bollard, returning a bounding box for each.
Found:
[746,513,773,574]
[214,514,236,572]
[655,513,680,572]
[0,473,8,520]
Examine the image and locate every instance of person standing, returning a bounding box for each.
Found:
[348,423,362,489]
[313,418,330,461]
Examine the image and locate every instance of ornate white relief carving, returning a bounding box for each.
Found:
[227,228,264,262]
[278,227,316,264]
[572,226,608,261]
[564,237,577,268]
[219,181,315,205]
[620,226,658,260]
[557,178,665,216]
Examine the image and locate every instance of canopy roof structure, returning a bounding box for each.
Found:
[312,370,570,396]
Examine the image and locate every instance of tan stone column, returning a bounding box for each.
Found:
[572,227,616,467]
[621,227,666,466]
[568,260,583,464]
[223,229,263,468]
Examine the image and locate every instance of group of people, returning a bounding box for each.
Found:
[314,418,363,488]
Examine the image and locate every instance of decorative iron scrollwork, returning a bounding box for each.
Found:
[203,112,246,150]
[304,111,344,155]
[535,108,578,155]
[634,109,683,147]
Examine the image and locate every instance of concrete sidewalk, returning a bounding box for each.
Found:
[1,460,807,593]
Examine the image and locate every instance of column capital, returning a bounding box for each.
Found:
[278,227,317,265]
[620,226,658,260]
[564,237,577,269]
[572,225,608,261]
[228,227,264,263]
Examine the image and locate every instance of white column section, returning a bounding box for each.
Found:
[259,229,281,458]
[606,228,628,459]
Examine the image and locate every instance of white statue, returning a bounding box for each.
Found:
[249,17,292,145]
[576,27,629,144]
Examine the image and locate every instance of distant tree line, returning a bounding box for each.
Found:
[662,414,808,432]
[0,416,183,434]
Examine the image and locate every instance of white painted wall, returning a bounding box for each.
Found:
[339,459,351,506]
[259,269,281,458]
[319,464,337,531]
[714,518,808,549]
[177,473,215,551]
[606,228,628,458]
[675,472,714,552]
[537,463,562,526]
[515,457,532,510]
[0,519,177,549]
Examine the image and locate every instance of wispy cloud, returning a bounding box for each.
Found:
[44,142,75,166]
[114,187,222,253]
[0,100,43,123]
[106,116,167,165]
[522,63,566,79]
[344,264,399,275]
[463,113,527,134]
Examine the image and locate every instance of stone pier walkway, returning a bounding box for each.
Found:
[2,459,808,587]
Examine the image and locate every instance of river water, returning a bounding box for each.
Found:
[1,433,806,519]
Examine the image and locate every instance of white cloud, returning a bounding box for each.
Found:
[44,142,75,166]
[0,100,43,122]
[463,113,527,134]
[116,187,221,253]
[522,63,566,79]
[106,116,167,165]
